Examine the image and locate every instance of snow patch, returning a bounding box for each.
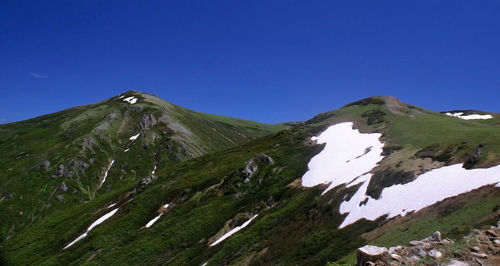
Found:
[124,148,130,152]
[339,164,500,228]
[98,160,115,189]
[301,122,384,194]
[445,112,493,120]
[301,121,500,229]
[117,95,125,99]
[129,133,140,141]
[123,96,138,104]
[64,208,119,249]
[107,203,116,209]
[152,165,157,175]
[210,214,258,246]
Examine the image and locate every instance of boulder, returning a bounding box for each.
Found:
[431,231,442,242]
[445,260,470,266]
[38,160,50,170]
[356,245,388,266]
[428,249,442,259]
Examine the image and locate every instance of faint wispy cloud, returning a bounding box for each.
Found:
[30,72,48,79]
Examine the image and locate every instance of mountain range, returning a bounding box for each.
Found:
[1,91,499,265]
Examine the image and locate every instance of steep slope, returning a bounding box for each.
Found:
[0,91,285,249]
[1,96,499,265]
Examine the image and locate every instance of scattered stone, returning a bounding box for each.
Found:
[55,194,64,201]
[470,246,480,252]
[390,253,402,262]
[412,247,426,257]
[409,240,423,246]
[442,238,455,244]
[485,230,497,238]
[471,252,488,259]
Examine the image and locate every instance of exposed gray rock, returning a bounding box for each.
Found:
[139,113,158,130]
[54,164,66,178]
[81,136,97,153]
[55,194,64,201]
[243,153,274,179]
[38,160,50,170]
[431,231,442,242]
[58,182,68,192]
[69,158,90,173]
[140,175,156,186]
[412,247,426,257]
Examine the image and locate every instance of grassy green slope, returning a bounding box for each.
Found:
[0,91,285,256]
[2,96,499,265]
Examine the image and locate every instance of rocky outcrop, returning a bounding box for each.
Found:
[242,154,274,181]
[352,221,500,266]
[464,144,484,169]
[139,114,158,130]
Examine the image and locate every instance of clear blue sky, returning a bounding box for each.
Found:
[1,1,499,124]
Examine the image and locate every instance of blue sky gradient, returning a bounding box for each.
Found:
[1,1,499,124]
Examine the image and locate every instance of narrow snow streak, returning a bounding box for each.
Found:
[129,133,140,141]
[210,214,258,246]
[445,112,493,120]
[339,164,500,228]
[98,160,115,189]
[123,96,138,104]
[145,213,163,228]
[64,208,119,249]
[107,203,116,209]
[124,148,130,152]
[144,204,170,228]
[152,165,157,175]
[301,122,384,194]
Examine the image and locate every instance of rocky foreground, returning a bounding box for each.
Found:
[356,220,500,265]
